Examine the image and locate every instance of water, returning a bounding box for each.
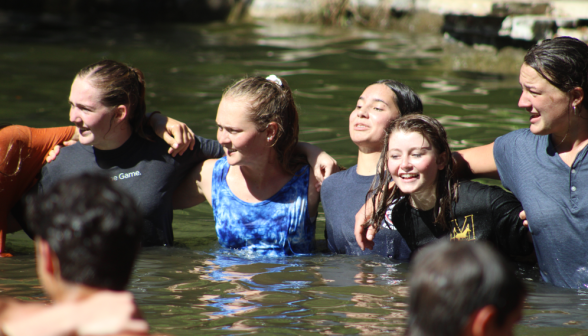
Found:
[1,20,588,335]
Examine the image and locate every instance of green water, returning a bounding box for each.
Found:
[2,21,588,335]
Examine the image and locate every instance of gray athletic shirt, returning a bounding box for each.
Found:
[495,128,588,289]
[321,165,411,259]
[36,130,224,246]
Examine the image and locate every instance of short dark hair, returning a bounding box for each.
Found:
[406,240,526,336]
[27,173,143,291]
[524,36,588,109]
[374,79,423,116]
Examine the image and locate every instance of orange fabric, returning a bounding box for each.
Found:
[0,125,75,235]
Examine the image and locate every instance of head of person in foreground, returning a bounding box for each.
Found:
[27,173,143,299]
[406,240,526,336]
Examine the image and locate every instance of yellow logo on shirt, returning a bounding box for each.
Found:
[451,215,476,241]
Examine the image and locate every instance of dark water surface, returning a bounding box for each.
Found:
[1,21,588,335]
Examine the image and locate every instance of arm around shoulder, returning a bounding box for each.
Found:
[173,159,217,209]
[454,142,499,180]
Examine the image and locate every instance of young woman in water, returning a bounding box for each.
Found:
[451,37,588,288]
[360,114,533,258]
[321,80,422,258]
[174,75,320,256]
[0,112,194,256]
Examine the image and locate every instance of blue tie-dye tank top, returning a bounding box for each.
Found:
[211,157,316,256]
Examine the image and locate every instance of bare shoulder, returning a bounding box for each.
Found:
[0,298,46,323]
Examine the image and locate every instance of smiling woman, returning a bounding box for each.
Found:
[361,114,533,259]
[27,60,225,247]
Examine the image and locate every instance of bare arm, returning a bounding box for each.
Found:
[453,142,500,180]
[296,142,339,190]
[172,159,216,209]
[147,112,195,157]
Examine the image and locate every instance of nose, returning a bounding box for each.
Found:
[400,155,413,171]
[518,91,530,110]
[356,107,368,118]
[217,128,230,145]
[69,106,80,124]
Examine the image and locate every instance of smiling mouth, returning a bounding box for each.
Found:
[226,148,237,155]
[78,126,90,134]
[399,173,418,179]
[354,123,369,129]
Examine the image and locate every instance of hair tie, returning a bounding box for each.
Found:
[266,74,282,87]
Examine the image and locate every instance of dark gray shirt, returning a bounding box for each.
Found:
[321,165,411,259]
[495,128,588,288]
[35,130,223,246]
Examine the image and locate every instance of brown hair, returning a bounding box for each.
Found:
[366,114,458,231]
[524,37,588,110]
[223,76,305,174]
[76,60,148,139]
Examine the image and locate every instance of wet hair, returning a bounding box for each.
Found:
[524,36,588,109]
[367,114,457,231]
[76,60,148,138]
[27,173,143,291]
[373,79,423,115]
[406,240,526,336]
[222,76,305,174]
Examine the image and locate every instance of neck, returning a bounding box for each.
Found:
[551,108,588,153]
[236,151,289,188]
[51,281,102,304]
[409,187,437,211]
[356,146,382,176]
[94,121,133,151]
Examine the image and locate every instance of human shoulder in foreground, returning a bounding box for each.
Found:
[406,239,526,336]
[0,173,149,336]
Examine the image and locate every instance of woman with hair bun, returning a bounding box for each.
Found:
[175,75,320,256]
[1,64,195,255]
[27,60,225,247]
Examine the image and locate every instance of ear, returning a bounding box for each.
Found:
[570,87,584,109]
[35,238,58,277]
[265,122,279,142]
[470,305,497,336]
[436,151,448,170]
[114,105,128,122]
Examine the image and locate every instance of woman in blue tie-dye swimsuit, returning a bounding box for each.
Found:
[175,75,320,256]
